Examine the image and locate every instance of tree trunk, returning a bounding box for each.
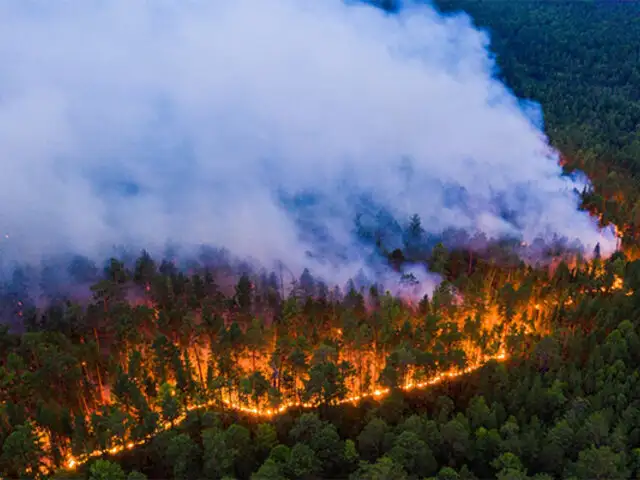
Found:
[193,345,205,386]
[93,328,106,404]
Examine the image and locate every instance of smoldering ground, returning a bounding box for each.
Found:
[0,0,615,297]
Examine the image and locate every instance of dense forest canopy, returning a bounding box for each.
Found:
[2,0,640,479]
[0,239,635,479]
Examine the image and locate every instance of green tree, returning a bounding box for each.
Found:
[435,466,461,480]
[388,430,437,477]
[166,433,200,480]
[127,472,148,480]
[0,422,44,479]
[491,453,527,480]
[158,382,181,427]
[466,396,491,430]
[290,413,343,475]
[202,427,233,479]
[88,459,126,480]
[235,273,253,312]
[344,439,359,472]
[286,443,321,479]
[224,424,254,478]
[568,446,629,480]
[255,423,278,460]
[251,458,286,480]
[441,418,471,465]
[357,417,390,462]
[352,456,408,480]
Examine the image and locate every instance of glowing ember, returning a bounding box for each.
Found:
[61,352,507,471]
[612,275,624,290]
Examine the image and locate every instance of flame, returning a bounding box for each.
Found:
[55,275,570,472]
[35,219,626,474]
[61,351,507,471]
[612,223,621,240]
[612,275,624,290]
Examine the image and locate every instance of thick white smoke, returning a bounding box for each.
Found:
[0,0,615,288]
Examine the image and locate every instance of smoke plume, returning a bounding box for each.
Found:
[0,0,615,290]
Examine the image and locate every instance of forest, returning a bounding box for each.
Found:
[0,227,637,479]
[2,0,640,479]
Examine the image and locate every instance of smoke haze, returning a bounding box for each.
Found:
[0,0,615,289]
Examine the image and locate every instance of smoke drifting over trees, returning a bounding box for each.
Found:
[0,0,615,287]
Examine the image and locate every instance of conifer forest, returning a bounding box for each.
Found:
[2,1,640,479]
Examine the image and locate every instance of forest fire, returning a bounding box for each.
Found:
[1,244,631,478]
[0,0,636,476]
[62,350,508,472]
[52,262,630,475]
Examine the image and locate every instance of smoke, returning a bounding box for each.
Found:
[0,0,615,292]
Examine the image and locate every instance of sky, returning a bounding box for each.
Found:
[0,0,616,289]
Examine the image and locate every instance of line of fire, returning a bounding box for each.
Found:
[0,219,633,477]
